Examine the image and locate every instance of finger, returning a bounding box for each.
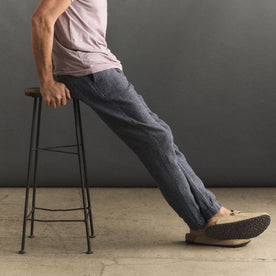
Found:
[45,99,51,107]
[61,96,67,106]
[43,96,49,107]
[65,88,71,99]
[55,97,61,107]
[51,100,56,109]
[62,95,67,105]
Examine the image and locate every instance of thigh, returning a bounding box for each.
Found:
[55,69,164,138]
[55,69,176,168]
[86,68,162,129]
[107,69,173,134]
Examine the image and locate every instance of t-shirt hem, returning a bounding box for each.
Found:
[53,63,123,77]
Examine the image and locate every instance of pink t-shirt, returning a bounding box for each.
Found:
[52,0,123,76]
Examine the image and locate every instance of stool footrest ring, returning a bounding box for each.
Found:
[26,218,85,222]
[35,207,85,212]
[25,207,90,223]
[26,207,89,219]
[33,145,79,155]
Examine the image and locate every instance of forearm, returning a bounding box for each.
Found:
[31,17,55,86]
[29,0,72,108]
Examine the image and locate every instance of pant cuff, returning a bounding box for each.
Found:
[202,200,223,221]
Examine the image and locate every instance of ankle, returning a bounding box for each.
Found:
[189,206,231,235]
[208,206,231,222]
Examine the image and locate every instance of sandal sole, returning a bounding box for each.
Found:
[185,239,251,248]
[205,214,271,240]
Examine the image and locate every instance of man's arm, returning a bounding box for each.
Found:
[31,0,72,108]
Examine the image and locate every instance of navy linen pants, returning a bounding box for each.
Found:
[55,68,222,230]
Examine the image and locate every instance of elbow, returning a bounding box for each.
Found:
[31,13,42,26]
[31,13,54,29]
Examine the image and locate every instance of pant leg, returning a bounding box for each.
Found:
[55,68,221,230]
[135,93,223,221]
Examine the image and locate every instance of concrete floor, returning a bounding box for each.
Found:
[0,187,275,276]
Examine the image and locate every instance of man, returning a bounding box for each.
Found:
[30,0,270,247]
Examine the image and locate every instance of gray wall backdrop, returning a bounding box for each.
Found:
[1,0,276,187]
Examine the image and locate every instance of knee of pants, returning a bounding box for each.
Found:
[145,126,174,152]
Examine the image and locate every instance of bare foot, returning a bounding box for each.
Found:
[189,206,231,236]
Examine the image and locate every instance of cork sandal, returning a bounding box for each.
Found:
[205,210,271,240]
[185,233,251,248]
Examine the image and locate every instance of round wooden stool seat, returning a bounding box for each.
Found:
[25,87,41,97]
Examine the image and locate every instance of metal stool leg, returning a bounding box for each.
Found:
[75,99,96,238]
[18,97,39,254]
[73,98,93,254]
[29,97,42,238]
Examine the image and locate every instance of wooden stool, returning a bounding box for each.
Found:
[18,87,95,254]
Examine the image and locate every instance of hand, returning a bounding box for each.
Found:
[40,80,71,108]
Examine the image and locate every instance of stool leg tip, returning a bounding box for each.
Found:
[28,235,35,238]
[18,250,26,254]
[90,234,96,238]
[86,250,93,254]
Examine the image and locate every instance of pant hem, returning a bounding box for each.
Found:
[202,200,223,221]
